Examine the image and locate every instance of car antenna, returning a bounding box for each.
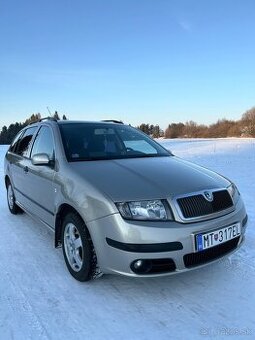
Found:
[46,106,52,116]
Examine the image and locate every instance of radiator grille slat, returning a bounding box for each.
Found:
[177,190,233,219]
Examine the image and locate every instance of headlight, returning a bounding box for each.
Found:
[227,183,240,200]
[116,199,172,221]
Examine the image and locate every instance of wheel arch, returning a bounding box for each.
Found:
[55,203,88,248]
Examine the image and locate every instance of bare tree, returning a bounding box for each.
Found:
[241,107,255,137]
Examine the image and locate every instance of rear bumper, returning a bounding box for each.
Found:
[87,197,248,277]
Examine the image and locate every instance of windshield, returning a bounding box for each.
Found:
[59,123,171,161]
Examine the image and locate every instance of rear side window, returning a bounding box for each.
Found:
[9,130,24,153]
[15,127,37,157]
[31,126,55,159]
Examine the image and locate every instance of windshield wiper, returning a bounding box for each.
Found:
[68,154,170,162]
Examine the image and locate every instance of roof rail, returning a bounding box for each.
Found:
[101,119,124,124]
[39,117,58,122]
[28,117,57,125]
[28,116,58,125]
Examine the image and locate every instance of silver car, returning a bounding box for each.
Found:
[4,118,248,281]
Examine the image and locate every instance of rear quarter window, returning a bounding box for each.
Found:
[9,130,24,153]
[15,126,38,157]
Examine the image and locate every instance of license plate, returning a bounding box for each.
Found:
[196,223,241,251]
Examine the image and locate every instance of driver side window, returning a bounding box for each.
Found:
[31,126,55,160]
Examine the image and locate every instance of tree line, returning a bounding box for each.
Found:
[0,106,255,144]
[0,112,67,144]
[137,106,255,138]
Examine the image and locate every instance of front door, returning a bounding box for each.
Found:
[25,126,56,228]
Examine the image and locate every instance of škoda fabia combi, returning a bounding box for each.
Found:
[4,119,248,281]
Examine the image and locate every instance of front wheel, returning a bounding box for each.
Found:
[7,182,22,214]
[61,212,101,281]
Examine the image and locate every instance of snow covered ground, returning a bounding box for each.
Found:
[0,138,254,340]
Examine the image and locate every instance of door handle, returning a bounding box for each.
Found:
[24,166,29,173]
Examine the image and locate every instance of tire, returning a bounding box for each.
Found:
[7,181,22,215]
[61,212,100,282]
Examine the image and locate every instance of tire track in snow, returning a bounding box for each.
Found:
[0,268,51,340]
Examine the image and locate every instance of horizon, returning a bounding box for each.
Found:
[1,0,255,130]
[0,109,252,132]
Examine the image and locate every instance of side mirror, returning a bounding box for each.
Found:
[32,153,52,166]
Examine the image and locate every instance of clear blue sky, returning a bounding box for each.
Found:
[1,0,255,130]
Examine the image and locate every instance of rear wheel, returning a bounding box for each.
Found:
[61,212,101,281]
[7,182,22,214]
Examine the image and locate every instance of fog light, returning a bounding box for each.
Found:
[131,259,152,274]
[134,260,143,269]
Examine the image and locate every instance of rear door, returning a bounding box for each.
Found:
[8,126,38,208]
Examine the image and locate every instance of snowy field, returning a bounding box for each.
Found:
[0,138,254,340]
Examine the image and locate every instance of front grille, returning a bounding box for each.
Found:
[177,190,233,219]
[183,237,240,268]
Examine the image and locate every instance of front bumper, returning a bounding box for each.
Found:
[87,197,248,277]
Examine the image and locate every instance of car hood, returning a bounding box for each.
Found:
[69,156,230,202]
